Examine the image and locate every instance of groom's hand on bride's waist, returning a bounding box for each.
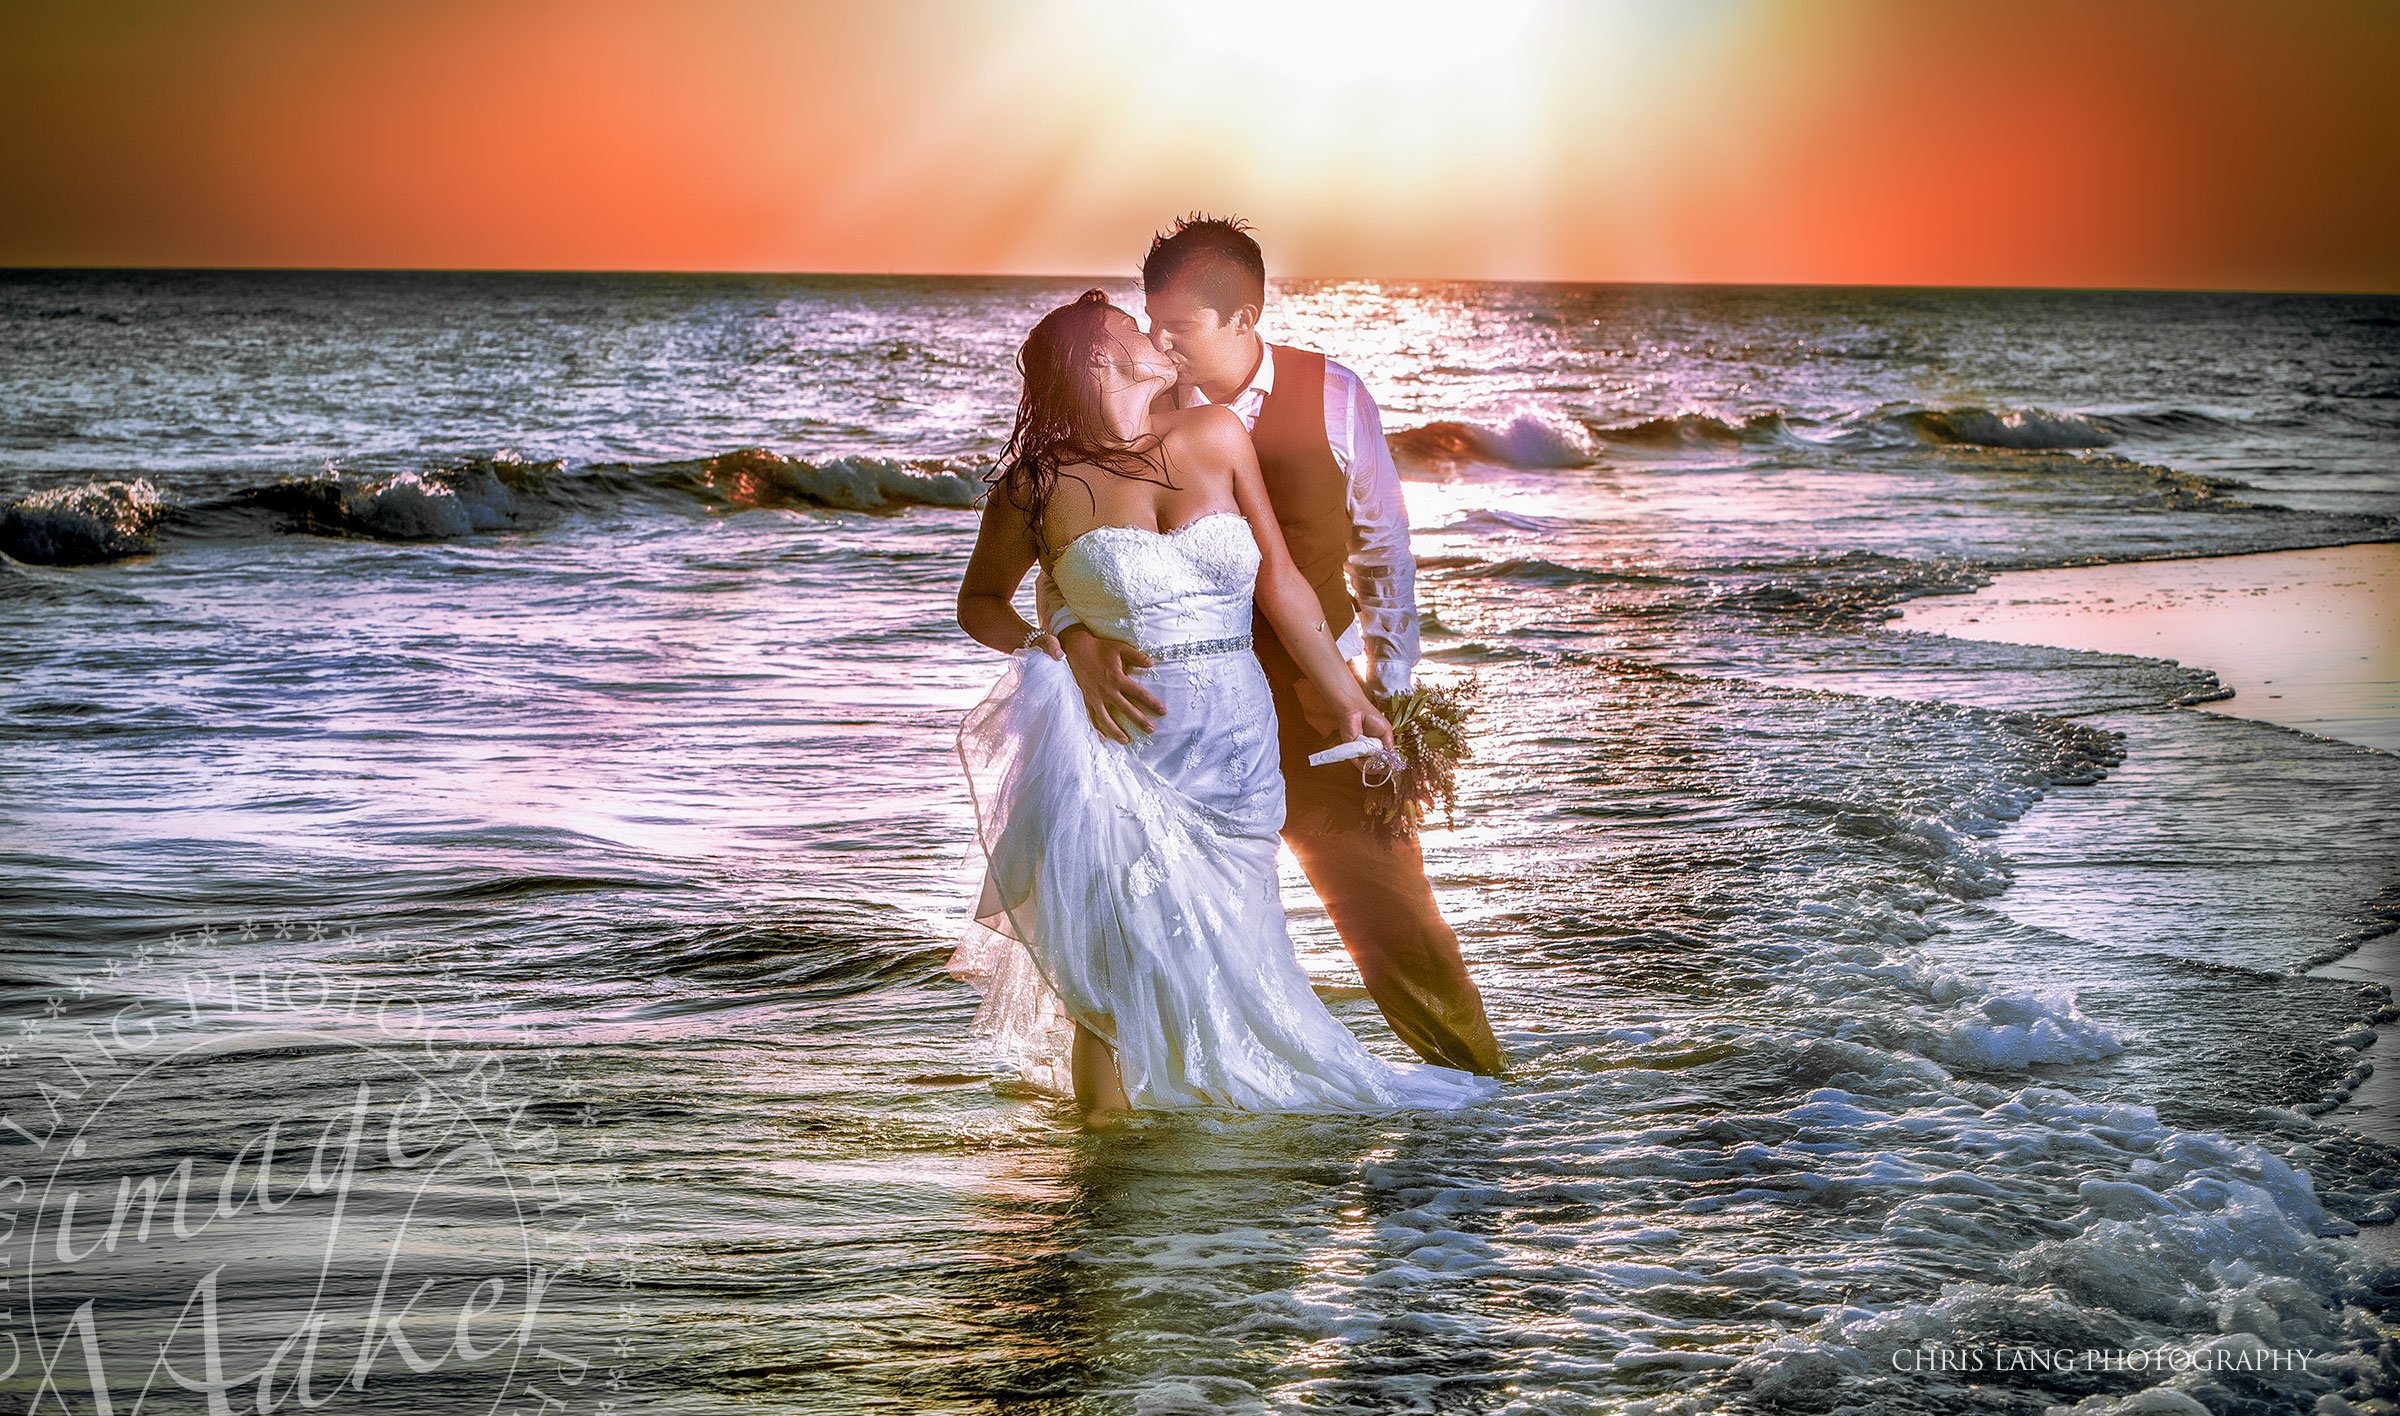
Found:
[1061,625,1164,744]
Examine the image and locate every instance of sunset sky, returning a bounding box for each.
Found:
[3,0,2394,290]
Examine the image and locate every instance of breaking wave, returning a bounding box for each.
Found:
[1388,412,1597,472]
[646,447,980,513]
[1586,405,2133,455]
[0,397,2267,567]
[0,479,167,564]
[1390,402,2252,471]
[1595,410,1793,453]
[1898,406,2119,450]
[0,449,982,564]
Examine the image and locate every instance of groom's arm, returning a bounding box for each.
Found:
[1033,564,1076,636]
[1327,363,1421,698]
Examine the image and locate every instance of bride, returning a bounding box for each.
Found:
[951,289,1493,1124]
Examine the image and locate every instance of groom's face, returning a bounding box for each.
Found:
[1143,280,1258,394]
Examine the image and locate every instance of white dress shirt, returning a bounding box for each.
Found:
[1038,342,1421,697]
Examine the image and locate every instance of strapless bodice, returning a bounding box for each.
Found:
[1049,511,1260,654]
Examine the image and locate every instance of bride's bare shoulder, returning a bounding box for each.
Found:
[1157,403,1249,457]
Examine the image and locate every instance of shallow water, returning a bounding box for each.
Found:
[2,273,2397,1414]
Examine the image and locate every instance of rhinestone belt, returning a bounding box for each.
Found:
[1148,634,1253,663]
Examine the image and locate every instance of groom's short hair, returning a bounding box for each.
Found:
[1143,215,1266,319]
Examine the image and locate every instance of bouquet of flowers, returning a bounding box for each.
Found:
[1363,676,1480,837]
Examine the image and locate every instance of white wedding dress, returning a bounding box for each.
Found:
[950,511,1493,1112]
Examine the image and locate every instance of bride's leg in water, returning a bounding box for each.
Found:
[1071,1023,1130,1122]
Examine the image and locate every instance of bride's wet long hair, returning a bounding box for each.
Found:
[992,289,1173,554]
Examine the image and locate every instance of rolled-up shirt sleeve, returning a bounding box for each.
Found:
[1328,364,1420,697]
[1033,563,1078,636]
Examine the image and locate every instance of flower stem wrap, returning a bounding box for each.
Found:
[1363,676,1480,838]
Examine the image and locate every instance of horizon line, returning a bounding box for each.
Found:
[2,264,2396,299]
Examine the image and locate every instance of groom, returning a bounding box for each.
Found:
[1052,215,1507,1078]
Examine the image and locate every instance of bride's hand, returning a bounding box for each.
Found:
[1345,702,1396,756]
[1300,677,1395,755]
[1327,683,1395,754]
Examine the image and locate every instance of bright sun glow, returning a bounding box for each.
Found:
[824,0,1764,279]
[1155,0,1549,86]
[1034,0,1568,254]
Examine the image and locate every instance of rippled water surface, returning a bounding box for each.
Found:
[2,273,2397,1414]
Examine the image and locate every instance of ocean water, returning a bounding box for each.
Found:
[2,271,2397,1415]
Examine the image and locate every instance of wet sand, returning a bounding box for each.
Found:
[1898,541,2400,755]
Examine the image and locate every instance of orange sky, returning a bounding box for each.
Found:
[3,0,2393,289]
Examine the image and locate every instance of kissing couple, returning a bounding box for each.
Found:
[951,216,1508,1124]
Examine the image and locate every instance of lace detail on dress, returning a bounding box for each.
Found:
[1049,512,1259,656]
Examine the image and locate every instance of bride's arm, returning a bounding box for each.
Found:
[1202,410,1394,752]
[957,489,1063,659]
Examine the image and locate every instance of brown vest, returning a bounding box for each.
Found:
[1250,343,1357,684]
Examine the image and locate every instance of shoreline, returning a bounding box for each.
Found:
[1899,541,2400,756]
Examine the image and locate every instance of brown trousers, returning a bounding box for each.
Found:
[1269,667,1508,1077]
